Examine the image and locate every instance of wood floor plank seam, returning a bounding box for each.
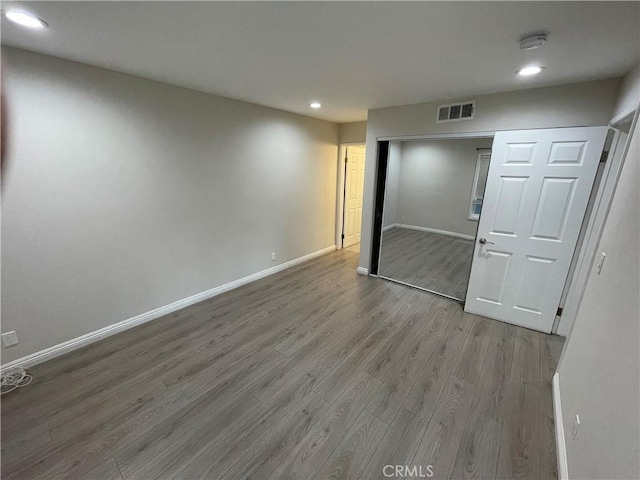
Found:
[169,362,329,480]
[113,456,125,480]
[312,409,389,480]
[410,374,477,480]
[402,313,476,425]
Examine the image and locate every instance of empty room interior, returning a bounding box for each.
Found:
[1,2,638,480]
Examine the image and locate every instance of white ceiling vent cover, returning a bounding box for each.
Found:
[436,100,476,123]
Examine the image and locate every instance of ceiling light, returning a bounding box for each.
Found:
[517,66,543,76]
[4,9,48,29]
[309,102,322,109]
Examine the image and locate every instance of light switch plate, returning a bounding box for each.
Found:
[572,414,581,440]
[596,252,606,275]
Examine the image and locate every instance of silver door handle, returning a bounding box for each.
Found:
[479,237,494,245]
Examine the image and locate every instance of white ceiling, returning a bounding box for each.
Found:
[2,1,639,123]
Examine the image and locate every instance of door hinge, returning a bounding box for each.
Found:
[345,157,348,163]
[556,307,563,317]
[341,234,345,240]
[600,151,609,163]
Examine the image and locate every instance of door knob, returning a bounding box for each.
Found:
[479,237,494,245]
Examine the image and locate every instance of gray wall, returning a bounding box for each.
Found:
[1,47,339,363]
[395,138,493,237]
[359,78,620,274]
[557,116,639,479]
[557,65,640,480]
[612,64,640,122]
[339,121,367,144]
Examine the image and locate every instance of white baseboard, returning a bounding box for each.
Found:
[395,224,475,241]
[356,266,369,276]
[553,372,569,480]
[1,245,336,372]
[382,223,399,232]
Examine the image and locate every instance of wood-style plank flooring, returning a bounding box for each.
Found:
[1,250,563,480]
[379,228,475,300]
[344,243,361,254]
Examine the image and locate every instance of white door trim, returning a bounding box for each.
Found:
[378,131,495,142]
[336,143,366,249]
[553,372,570,480]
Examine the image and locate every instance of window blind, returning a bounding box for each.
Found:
[473,153,492,201]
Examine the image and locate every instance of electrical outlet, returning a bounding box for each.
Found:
[2,331,19,348]
[572,414,581,440]
[271,252,276,261]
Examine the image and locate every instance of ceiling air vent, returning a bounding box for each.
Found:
[436,100,476,123]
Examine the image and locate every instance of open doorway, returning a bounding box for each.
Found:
[338,144,366,253]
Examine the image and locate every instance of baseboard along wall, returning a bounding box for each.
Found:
[1,245,337,372]
[382,223,475,241]
[553,372,570,480]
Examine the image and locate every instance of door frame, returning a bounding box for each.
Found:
[369,126,627,336]
[336,142,366,249]
[555,109,639,336]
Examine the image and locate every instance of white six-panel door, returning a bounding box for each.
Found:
[464,127,608,333]
[343,145,366,248]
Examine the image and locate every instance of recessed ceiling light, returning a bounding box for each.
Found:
[4,9,48,29]
[517,66,543,76]
[309,102,322,109]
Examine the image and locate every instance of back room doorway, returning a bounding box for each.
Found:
[339,144,366,253]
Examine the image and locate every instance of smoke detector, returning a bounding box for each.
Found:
[519,33,548,50]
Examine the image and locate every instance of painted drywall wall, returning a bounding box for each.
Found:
[339,121,367,144]
[1,47,339,363]
[382,141,401,228]
[556,117,639,479]
[395,138,492,237]
[359,78,621,272]
[611,63,640,122]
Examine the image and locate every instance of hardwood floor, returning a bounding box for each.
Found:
[379,228,475,300]
[343,243,360,254]
[1,250,563,480]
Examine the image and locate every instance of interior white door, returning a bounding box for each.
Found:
[464,127,608,333]
[343,145,366,248]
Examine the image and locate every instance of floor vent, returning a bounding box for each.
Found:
[436,100,476,123]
